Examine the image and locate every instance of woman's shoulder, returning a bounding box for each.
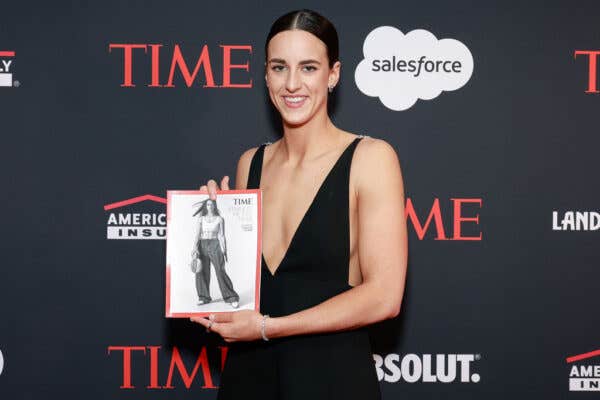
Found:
[239,139,277,163]
[351,133,402,184]
[351,133,399,162]
[237,146,260,169]
[235,140,276,189]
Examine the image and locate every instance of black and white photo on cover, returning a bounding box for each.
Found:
[166,190,261,317]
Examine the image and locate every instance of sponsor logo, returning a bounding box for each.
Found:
[374,353,481,383]
[108,43,252,88]
[567,349,600,391]
[104,194,167,240]
[405,198,482,241]
[355,27,473,111]
[0,50,17,87]
[574,50,600,93]
[108,345,226,389]
[552,210,599,231]
[0,348,4,376]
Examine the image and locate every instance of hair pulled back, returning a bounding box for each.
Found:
[265,9,339,67]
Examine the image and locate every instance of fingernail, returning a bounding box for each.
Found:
[209,314,215,321]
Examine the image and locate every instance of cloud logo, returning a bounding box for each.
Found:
[355,26,474,111]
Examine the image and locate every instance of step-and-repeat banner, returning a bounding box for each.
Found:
[1,1,599,399]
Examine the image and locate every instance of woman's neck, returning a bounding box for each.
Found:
[280,112,342,162]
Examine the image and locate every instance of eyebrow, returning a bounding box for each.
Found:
[268,58,322,65]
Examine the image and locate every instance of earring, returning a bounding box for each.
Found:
[328,85,334,93]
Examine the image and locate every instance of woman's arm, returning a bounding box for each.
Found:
[234,146,259,190]
[194,139,407,342]
[192,217,202,256]
[218,216,227,257]
[266,138,407,337]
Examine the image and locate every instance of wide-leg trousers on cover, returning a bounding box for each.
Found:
[195,239,239,303]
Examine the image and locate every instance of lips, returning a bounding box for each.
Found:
[282,95,307,108]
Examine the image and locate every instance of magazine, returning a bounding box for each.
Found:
[165,190,261,317]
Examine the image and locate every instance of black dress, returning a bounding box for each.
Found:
[217,137,381,400]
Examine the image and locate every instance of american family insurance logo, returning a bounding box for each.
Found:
[574,50,600,93]
[355,27,473,111]
[567,349,600,391]
[104,194,166,240]
[552,210,599,231]
[0,51,17,87]
[374,353,481,383]
[108,44,252,88]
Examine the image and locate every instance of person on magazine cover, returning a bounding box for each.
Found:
[191,198,240,308]
[192,9,408,399]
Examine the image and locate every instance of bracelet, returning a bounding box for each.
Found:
[260,314,270,341]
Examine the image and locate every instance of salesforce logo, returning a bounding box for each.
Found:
[355,26,474,111]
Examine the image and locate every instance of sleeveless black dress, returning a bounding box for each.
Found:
[217,137,381,400]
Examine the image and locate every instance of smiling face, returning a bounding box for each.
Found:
[266,29,340,128]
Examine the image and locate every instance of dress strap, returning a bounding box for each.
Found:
[246,144,267,189]
[246,137,364,189]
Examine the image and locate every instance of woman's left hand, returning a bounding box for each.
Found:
[190,310,264,342]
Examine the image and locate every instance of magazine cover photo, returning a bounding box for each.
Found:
[166,190,261,317]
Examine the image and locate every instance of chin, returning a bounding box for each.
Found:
[278,108,313,127]
[282,115,311,127]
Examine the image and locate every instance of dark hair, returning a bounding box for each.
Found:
[265,9,339,67]
[193,199,221,217]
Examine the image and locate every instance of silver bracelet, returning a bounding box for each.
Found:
[261,314,270,341]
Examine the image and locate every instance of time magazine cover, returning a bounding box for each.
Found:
[165,190,261,317]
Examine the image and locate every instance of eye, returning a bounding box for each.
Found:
[302,65,317,72]
[271,64,286,72]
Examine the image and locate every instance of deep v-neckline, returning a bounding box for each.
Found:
[261,138,358,277]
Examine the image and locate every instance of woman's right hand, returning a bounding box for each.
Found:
[199,176,230,199]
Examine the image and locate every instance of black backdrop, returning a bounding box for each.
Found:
[1,1,599,399]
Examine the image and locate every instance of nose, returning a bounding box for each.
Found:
[285,68,301,92]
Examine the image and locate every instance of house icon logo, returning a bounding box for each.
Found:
[104,194,167,240]
[567,349,600,392]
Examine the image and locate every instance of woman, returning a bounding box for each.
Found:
[191,199,240,308]
[192,9,407,399]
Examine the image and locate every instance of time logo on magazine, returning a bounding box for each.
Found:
[104,194,167,240]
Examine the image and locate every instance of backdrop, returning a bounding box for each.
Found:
[1,1,599,399]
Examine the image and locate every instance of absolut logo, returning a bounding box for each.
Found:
[373,353,481,383]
